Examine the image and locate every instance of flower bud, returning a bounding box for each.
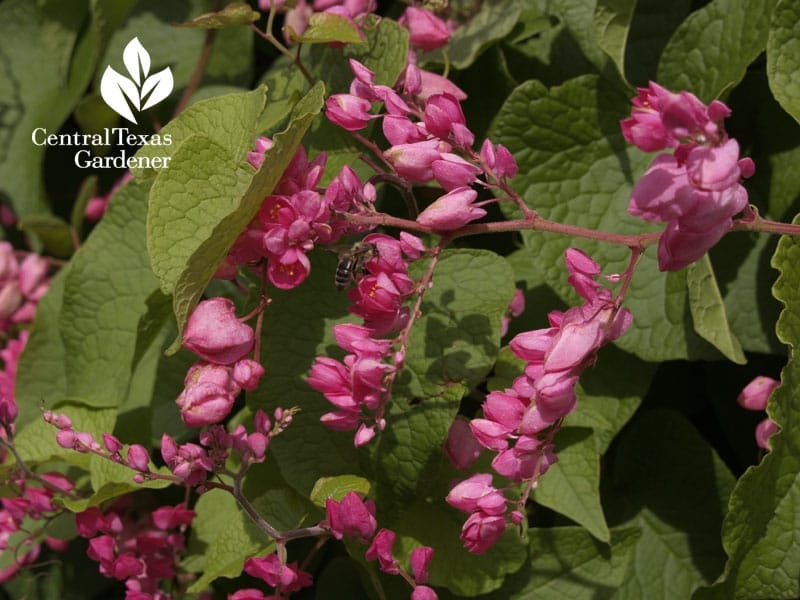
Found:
[127,444,150,472]
[737,376,779,411]
[325,94,373,131]
[409,546,433,584]
[183,298,255,365]
[399,6,450,51]
[232,358,265,391]
[416,187,485,230]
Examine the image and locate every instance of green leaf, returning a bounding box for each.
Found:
[144,84,325,349]
[310,475,372,507]
[18,214,75,258]
[70,175,98,233]
[534,427,609,542]
[491,75,716,362]
[474,526,640,599]
[603,410,735,599]
[60,180,160,407]
[593,0,636,85]
[15,267,70,429]
[408,250,515,397]
[316,557,370,598]
[176,2,259,29]
[187,489,272,593]
[568,344,652,453]
[696,218,800,599]
[657,0,780,102]
[288,12,364,44]
[767,0,800,123]
[623,0,691,87]
[686,255,746,364]
[423,0,523,69]
[712,232,783,355]
[134,87,267,179]
[0,0,99,216]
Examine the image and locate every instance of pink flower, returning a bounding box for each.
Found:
[491,143,518,179]
[431,153,482,190]
[267,247,311,289]
[446,473,507,516]
[365,528,400,574]
[325,492,378,542]
[444,417,482,470]
[151,504,195,530]
[232,359,265,391]
[755,418,778,451]
[412,585,439,600]
[244,553,313,593]
[409,546,434,583]
[423,94,468,141]
[161,434,213,486]
[176,363,240,427]
[417,187,486,230]
[229,590,267,600]
[247,136,273,169]
[325,94,373,131]
[126,445,151,472]
[383,114,427,145]
[384,140,443,182]
[460,511,506,554]
[399,6,450,51]
[738,376,780,411]
[183,298,254,365]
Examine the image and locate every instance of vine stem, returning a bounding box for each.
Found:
[0,436,81,500]
[376,244,443,424]
[203,474,328,544]
[173,1,221,118]
[343,212,663,247]
[249,22,314,85]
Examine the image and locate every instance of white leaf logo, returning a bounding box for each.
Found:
[100,37,173,124]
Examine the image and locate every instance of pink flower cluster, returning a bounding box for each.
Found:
[737,376,780,451]
[161,407,293,488]
[224,139,373,290]
[0,245,49,452]
[448,248,632,553]
[76,500,195,599]
[0,472,72,583]
[307,233,424,446]
[178,297,263,427]
[0,242,49,330]
[622,82,755,271]
[48,410,156,479]
[325,58,518,231]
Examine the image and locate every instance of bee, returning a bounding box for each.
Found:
[335,241,379,290]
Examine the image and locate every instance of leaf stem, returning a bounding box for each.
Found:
[173,7,220,118]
